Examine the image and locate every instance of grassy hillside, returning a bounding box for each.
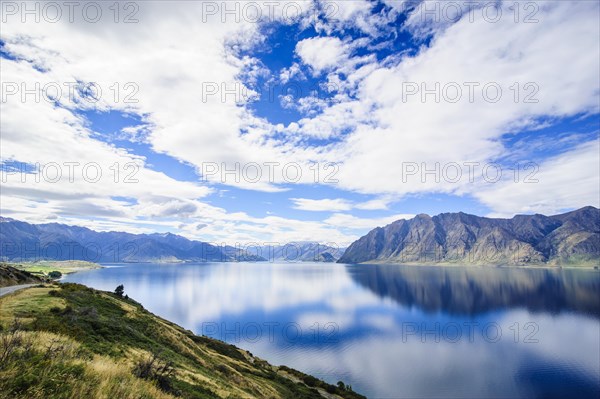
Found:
[0,264,46,287]
[0,283,365,399]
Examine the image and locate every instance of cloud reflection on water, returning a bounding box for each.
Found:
[64,263,600,398]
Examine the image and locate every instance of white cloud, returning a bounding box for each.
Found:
[291,198,353,211]
[324,213,416,230]
[291,197,393,212]
[315,0,392,37]
[475,140,600,216]
[279,62,306,84]
[294,1,600,204]
[295,36,349,73]
[355,198,391,211]
[0,0,598,244]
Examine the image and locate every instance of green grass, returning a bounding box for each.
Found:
[11,260,101,277]
[0,284,365,399]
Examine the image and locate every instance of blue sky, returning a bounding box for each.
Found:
[1,0,598,244]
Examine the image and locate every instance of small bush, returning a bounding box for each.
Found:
[133,352,176,393]
[114,285,124,297]
[326,384,337,394]
[302,375,318,387]
[48,271,62,279]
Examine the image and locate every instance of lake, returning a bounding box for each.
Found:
[63,262,600,398]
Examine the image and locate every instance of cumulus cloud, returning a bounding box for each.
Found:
[295,36,350,73]
[298,0,600,201]
[1,0,598,243]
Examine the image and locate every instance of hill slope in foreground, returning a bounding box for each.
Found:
[0,283,364,399]
[339,206,600,266]
[0,263,46,287]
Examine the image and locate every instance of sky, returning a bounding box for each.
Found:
[0,0,599,246]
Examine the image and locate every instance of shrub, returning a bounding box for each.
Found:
[133,352,176,393]
[48,271,62,279]
[114,285,124,297]
[302,375,318,387]
[0,319,24,368]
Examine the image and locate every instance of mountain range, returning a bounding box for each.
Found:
[0,217,342,263]
[244,242,345,262]
[2,207,598,266]
[0,217,265,263]
[338,206,600,266]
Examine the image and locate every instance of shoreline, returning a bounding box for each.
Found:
[351,260,600,270]
[9,259,599,273]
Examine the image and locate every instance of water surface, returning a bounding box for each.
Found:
[64,263,600,398]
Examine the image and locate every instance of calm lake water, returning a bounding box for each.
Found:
[64,262,600,398]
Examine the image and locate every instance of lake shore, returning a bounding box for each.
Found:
[354,260,600,270]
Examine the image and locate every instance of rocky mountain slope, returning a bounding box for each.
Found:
[338,207,600,266]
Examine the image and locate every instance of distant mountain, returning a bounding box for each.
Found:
[247,241,345,262]
[338,207,600,266]
[0,218,264,263]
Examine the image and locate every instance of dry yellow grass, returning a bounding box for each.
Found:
[0,284,365,399]
[0,330,175,399]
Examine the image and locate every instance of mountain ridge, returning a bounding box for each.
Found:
[338,207,600,266]
[0,217,240,263]
[0,218,341,263]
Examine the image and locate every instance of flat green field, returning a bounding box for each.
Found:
[11,260,102,278]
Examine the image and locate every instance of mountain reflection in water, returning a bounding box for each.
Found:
[346,264,600,317]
